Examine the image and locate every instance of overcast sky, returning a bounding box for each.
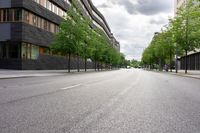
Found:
[92,0,174,60]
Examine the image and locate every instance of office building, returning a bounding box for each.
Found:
[0,0,120,69]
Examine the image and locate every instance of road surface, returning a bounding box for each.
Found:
[0,69,200,133]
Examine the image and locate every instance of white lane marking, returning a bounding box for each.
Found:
[60,84,81,90]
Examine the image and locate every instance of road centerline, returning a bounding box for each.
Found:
[60,84,81,90]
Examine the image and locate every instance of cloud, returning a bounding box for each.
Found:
[149,16,169,25]
[92,0,173,60]
[97,3,110,8]
[136,0,173,15]
[97,0,173,15]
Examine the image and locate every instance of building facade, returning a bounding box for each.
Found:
[175,0,186,11]
[175,0,200,70]
[0,0,120,69]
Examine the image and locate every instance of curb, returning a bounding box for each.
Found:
[0,76,35,80]
[147,70,200,80]
[0,69,119,80]
[170,73,200,80]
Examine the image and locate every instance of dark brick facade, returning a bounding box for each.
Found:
[11,0,65,25]
[0,24,11,41]
[81,0,112,38]
[0,0,118,70]
[7,23,55,47]
[0,0,11,8]
[0,54,96,70]
[180,52,200,70]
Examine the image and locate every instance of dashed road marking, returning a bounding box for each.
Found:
[60,84,81,90]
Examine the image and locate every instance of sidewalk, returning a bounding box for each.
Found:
[0,69,96,79]
[169,70,200,79]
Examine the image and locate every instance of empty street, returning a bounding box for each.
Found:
[0,69,200,133]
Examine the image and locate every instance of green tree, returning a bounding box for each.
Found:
[171,0,200,73]
[51,0,125,72]
[51,0,91,72]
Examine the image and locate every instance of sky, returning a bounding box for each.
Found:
[91,0,174,61]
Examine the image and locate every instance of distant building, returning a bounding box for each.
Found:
[0,0,120,70]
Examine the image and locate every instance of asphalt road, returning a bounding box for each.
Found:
[0,69,200,133]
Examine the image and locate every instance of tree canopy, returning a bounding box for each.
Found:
[51,0,126,72]
[142,0,200,73]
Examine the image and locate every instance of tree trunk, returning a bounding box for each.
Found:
[175,47,178,73]
[95,60,97,71]
[175,56,178,73]
[77,55,80,72]
[85,57,87,72]
[159,59,162,71]
[185,50,188,74]
[170,50,172,72]
[98,62,100,71]
[68,53,71,73]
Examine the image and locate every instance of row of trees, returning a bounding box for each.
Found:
[51,0,126,72]
[130,60,142,68]
[142,0,200,73]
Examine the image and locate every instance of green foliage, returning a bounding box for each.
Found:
[131,60,141,68]
[142,28,175,69]
[50,0,126,70]
[142,0,200,72]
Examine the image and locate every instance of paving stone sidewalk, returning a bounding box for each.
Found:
[170,70,200,79]
[0,69,96,79]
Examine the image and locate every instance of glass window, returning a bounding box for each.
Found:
[40,47,49,54]
[0,9,2,22]
[40,18,44,29]
[5,43,20,59]
[56,26,59,33]
[58,8,61,16]
[54,6,57,14]
[9,9,11,21]
[43,0,47,8]
[31,45,39,59]
[14,9,22,21]
[51,23,54,32]
[7,9,13,21]
[50,2,52,11]
[21,43,27,59]
[47,1,51,10]
[60,10,63,17]
[32,14,37,26]
[0,43,3,58]
[32,0,66,17]
[44,20,47,30]
[51,3,54,12]
[3,9,7,21]
[51,3,54,11]
[2,43,7,58]
[0,8,59,33]
[37,17,40,28]
[29,13,33,25]
[22,43,40,60]
[23,10,29,23]
[27,44,31,59]
[48,22,51,32]
[53,25,56,33]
